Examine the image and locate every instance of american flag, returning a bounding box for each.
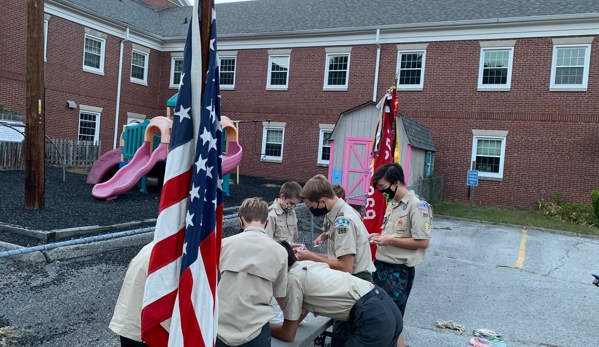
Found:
[141,1,223,346]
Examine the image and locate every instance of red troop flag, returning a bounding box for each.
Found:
[363,88,399,259]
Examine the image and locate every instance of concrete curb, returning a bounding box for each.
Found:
[0,241,47,264]
[434,214,599,240]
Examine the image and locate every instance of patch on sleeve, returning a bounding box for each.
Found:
[417,202,429,210]
[422,212,429,218]
[334,217,351,227]
[397,220,403,228]
[424,222,430,231]
[337,227,347,234]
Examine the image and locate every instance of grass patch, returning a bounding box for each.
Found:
[433,201,599,235]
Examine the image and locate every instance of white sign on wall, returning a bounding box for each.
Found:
[0,122,25,143]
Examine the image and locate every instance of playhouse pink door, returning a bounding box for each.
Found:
[342,137,373,206]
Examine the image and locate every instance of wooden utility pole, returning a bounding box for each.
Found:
[25,0,45,209]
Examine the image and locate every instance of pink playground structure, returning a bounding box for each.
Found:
[91,116,242,201]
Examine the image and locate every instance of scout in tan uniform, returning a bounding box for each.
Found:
[109,243,170,347]
[295,175,375,347]
[368,163,432,347]
[270,242,402,347]
[265,181,302,242]
[217,198,288,347]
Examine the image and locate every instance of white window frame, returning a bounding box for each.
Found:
[130,49,149,85]
[78,110,101,144]
[396,50,427,91]
[266,55,290,90]
[43,20,48,62]
[261,123,286,163]
[471,133,507,180]
[477,47,514,91]
[550,43,592,92]
[219,56,237,90]
[82,34,105,75]
[317,128,333,166]
[170,57,183,89]
[323,53,351,90]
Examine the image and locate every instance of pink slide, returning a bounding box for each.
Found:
[222,141,243,174]
[92,142,167,200]
[86,147,121,184]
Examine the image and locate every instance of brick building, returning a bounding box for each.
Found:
[1,0,599,208]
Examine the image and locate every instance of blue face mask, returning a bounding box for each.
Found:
[309,202,328,217]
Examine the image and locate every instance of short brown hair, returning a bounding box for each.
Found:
[300,175,335,202]
[331,184,346,200]
[279,181,302,200]
[238,198,268,224]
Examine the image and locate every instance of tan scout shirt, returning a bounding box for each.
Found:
[218,226,288,346]
[283,261,374,321]
[109,243,170,341]
[375,190,433,267]
[265,200,299,242]
[325,198,376,274]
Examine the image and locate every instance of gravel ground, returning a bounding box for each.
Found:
[0,166,288,245]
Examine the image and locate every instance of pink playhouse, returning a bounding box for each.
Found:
[327,101,436,205]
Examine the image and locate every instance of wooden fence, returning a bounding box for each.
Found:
[0,138,102,170]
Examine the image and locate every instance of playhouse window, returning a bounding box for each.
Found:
[267,55,290,89]
[324,53,350,89]
[550,44,591,91]
[396,50,426,90]
[78,111,100,144]
[318,129,332,165]
[131,50,149,84]
[219,56,236,89]
[262,127,285,162]
[478,48,513,90]
[170,58,183,88]
[83,34,105,74]
[471,136,506,180]
[424,151,435,177]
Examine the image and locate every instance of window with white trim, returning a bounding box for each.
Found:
[262,126,285,162]
[317,129,332,165]
[471,136,506,180]
[478,48,514,90]
[396,50,426,90]
[131,50,149,84]
[83,34,105,73]
[219,56,236,88]
[324,53,350,89]
[267,55,290,89]
[170,57,183,88]
[78,111,100,143]
[44,20,48,62]
[550,44,591,90]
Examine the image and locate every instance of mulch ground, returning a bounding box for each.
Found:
[0,166,289,245]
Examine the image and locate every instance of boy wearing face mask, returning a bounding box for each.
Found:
[265,181,302,242]
[217,198,288,347]
[368,163,432,347]
[295,175,375,347]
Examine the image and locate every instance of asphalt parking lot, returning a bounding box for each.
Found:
[1,217,597,347]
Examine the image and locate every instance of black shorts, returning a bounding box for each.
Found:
[372,259,415,315]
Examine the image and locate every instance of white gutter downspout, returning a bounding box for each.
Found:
[372,29,381,101]
[113,28,130,149]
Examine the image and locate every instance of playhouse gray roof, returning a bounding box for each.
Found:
[401,115,436,152]
[58,0,599,38]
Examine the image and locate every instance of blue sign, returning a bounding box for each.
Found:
[467,170,479,186]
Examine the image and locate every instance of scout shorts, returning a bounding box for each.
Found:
[373,259,415,315]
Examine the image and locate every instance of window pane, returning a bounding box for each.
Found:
[400,53,422,69]
[476,139,501,156]
[173,60,183,85]
[398,53,423,85]
[265,143,282,157]
[475,156,500,173]
[328,71,347,86]
[321,147,331,161]
[328,55,348,71]
[270,71,287,85]
[132,52,146,80]
[221,72,235,85]
[482,68,508,84]
[131,65,145,80]
[399,69,421,85]
[85,38,101,55]
[79,112,97,142]
[220,58,235,72]
[266,129,282,143]
[84,52,100,69]
[555,67,584,85]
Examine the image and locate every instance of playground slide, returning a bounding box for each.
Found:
[222,141,243,174]
[86,148,121,184]
[92,142,167,200]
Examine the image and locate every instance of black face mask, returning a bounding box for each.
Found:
[381,185,397,200]
[309,201,328,217]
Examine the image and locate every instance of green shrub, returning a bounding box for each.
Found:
[592,190,599,219]
[538,192,596,226]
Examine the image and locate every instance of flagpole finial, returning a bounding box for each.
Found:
[392,72,399,92]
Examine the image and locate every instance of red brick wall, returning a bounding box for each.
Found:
[139,0,179,9]
[0,0,27,110]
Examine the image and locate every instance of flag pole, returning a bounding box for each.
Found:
[200,0,212,99]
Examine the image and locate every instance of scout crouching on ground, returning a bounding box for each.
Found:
[368,163,433,347]
[265,181,302,242]
[295,174,375,347]
[271,242,402,347]
[217,198,289,347]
